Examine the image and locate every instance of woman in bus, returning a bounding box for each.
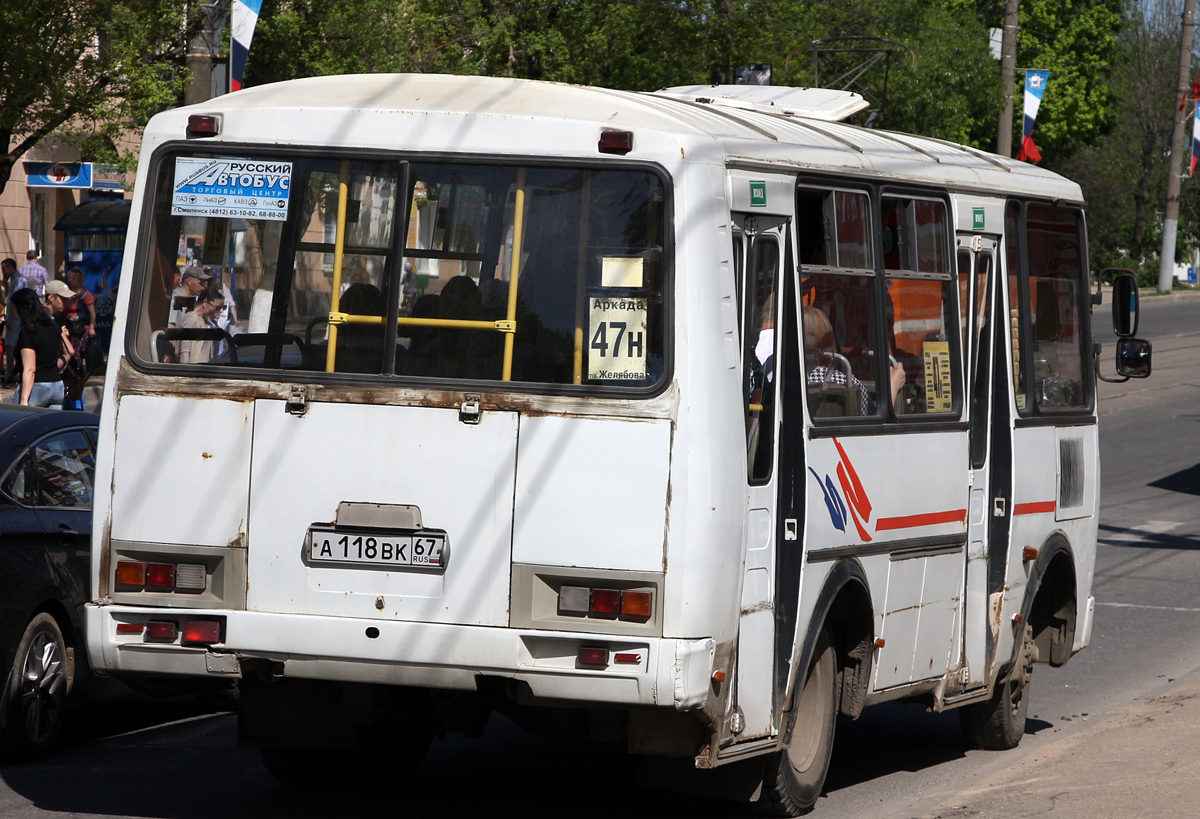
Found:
[803,306,905,415]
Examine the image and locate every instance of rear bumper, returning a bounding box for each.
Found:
[85,603,716,710]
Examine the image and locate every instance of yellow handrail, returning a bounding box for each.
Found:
[501,168,526,381]
[327,313,515,333]
[325,161,350,373]
[325,167,526,376]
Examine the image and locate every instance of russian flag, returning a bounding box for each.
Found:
[1016,69,1049,163]
[231,0,264,92]
[1192,94,1200,177]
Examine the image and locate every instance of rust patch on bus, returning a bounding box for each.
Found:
[97,518,112,599]
[202,452,213,460]
[228,517,247,549]
[114,358,679,421]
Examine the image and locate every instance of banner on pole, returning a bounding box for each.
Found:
[1016,69,1049,163]
[231,0,264,92]
[1192,91,1200,177]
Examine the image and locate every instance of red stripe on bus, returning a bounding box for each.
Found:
[1013,501,1056,515]
[874,509,967,531]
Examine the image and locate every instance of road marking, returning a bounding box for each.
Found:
[1098,520,1183,546]
[1097,602,1200,613]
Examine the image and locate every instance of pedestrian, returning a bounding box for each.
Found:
[3,259,28,385]
[18,250,50,297]
[64,268,97,341]
[9,288,71,409]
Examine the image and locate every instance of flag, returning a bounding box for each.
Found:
[231,0,264,92]
[1016,69,1049,163]
[1192,97,1200,177]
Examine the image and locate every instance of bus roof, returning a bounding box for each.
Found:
[164,73,1083,204]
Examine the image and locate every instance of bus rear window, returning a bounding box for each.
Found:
[131,153,667,390]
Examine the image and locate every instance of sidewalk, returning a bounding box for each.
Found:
[921,669,1200,818]
[0,370,105,413]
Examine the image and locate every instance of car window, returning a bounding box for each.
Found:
[1,452,34,506]
[33,431,95,508]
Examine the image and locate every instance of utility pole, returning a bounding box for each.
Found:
[1159,0,1197,293]
[996,0,1019,157]
[185,1,229,105]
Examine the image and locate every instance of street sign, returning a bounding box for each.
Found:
[24,162,93,189]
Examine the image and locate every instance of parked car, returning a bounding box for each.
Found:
[0,407,99,761]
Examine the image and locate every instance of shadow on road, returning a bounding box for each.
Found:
[0,696,1053,818]
[1099,522,1200,551]
[1149,462,1200,496]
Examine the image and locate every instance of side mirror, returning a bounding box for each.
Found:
[1116,337,1151,378]
[1111,273,1139,337]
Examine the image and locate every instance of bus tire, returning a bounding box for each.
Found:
[960,627,1034,751]
[0,613,71,761]
[760,624,838,817]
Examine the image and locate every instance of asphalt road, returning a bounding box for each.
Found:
[1,294,1196,819]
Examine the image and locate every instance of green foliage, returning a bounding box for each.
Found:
[0,0,191,196]
[1015,0,1124,150]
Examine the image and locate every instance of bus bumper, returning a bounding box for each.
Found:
[85,603,716,711]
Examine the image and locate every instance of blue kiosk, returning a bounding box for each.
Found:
[54,198,130,353]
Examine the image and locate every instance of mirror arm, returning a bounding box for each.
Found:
[1093,343,1129,384]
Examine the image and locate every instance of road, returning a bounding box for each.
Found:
[1,295,1196,819]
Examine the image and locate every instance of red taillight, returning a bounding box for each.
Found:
[115,560,147,587]
[187,114,221,137]
[598,130,633,155]
[590,588,621,617]
[146,562,176,589]
[146,621,177,641]
[116,623,144,635]
[578,647,609,666]
[620,591,653,619]
[181,620,222,646]
[613,652,640,664]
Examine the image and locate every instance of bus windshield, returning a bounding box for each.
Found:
[131,152,668,389]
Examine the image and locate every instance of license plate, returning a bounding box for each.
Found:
[307,526,445,570]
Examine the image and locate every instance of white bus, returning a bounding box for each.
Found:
[86,75,1149,814]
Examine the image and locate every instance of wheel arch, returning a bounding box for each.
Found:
[784,558,874,728]
[1019,532,1077,668]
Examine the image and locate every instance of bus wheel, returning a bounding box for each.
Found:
[960,627,1034,751]
[760,625,838,816]
[0,614,71,761]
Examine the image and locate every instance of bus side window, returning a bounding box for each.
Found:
[882,196,959,417]
[745,238,779,483]
[1025,204,1089,410]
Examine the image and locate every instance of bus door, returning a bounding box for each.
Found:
[958,234,998,690]
[243,159,521,628]
[733,212,792,740]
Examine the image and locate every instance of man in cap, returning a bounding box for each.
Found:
[43,279,75,322]
[167,265,214,327]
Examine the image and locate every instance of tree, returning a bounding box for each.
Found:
[0,0,193,198]
[1054,0,1185,280]
[1013,0,1125,151]
[246,1,710,91]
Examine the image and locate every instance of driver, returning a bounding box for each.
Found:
[178,288,226,364]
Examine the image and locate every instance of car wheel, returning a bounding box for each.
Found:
[1,613,71,761]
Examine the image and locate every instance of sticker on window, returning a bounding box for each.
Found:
[171,157,293,221]
[923,341,953,412]
[589,296,648,381]
[601,256,644,288]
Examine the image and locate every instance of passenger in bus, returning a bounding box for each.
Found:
[167,266,213,328]
[336,282,387,373]
[803,306,905,415]
[178,288,225,364]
